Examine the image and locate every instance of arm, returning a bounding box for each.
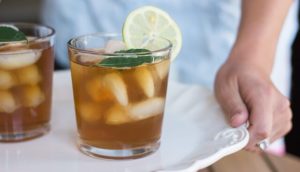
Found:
[232,0,293,74]
[215,0,293,151]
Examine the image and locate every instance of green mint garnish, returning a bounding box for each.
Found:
[96,48,162,68]
[0,26,27,42]
[115,49,151,54]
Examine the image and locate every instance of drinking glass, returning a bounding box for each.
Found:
[68,33,172,159]
[0,23,55,141]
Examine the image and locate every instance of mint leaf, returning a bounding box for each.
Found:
[96,49,162,68]
[0,26,27,42]
[97,56,153,67]
[115,49,151,54]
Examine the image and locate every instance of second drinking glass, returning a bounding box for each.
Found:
[0,23,55,141]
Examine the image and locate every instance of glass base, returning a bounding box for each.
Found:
[78,140,160,159]
[0,123,50,142]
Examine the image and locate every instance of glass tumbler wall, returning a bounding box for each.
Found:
[68,34,172,159]
[0,23,55,141]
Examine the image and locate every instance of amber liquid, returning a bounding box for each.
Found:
[0,41,54,140]
[70,56,170,149]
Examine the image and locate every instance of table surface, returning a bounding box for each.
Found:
[200,150,300,172]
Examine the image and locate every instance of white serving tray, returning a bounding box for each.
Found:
[0,71,249,172]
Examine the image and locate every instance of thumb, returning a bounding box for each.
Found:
[216,85,248,127]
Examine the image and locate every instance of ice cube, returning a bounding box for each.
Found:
[86,77,114,102]
[0,42,26,51]
[0,49,42,70]
[77,52,104,65]
[104,40,126,53]
[155,61,170,80]
[102,72,128,106]
[26,36,37,41]
[20,85,45,108]
[78,102,102,123]
[105,105,132,125]
[15,65,41,85]
[0,70,16,89]
[0,90,18,113]
[134,68,154,97]
[128,97,165,120]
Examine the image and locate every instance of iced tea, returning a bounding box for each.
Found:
[68,34,171,158]
[0,23,55,141]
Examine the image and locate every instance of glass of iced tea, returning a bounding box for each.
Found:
[0,23,55,141]
[68,33,172,159]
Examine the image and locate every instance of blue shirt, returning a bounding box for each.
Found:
[41,0,297,91]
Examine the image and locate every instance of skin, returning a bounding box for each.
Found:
[215,0,293,151]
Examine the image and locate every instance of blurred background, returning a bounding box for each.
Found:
[0,0,299,157]
[0,0,41,23]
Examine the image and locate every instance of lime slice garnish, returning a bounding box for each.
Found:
[123,6,182,61]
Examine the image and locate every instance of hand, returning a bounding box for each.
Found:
[214,57,292,151]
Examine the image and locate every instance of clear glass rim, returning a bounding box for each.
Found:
[67,32,172,57]
[0,22,56,43]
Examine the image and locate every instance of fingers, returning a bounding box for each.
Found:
[270,119,292,143]
[246,103,292,151]
[270,98,292,142]
[245,89,292,150]
[244,86,274,149]
[215,79,248,128]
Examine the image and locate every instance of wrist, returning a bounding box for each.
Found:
[228,39,276,75]
[227,42,275,76]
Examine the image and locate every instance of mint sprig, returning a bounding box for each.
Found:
[0,26,27,42]
[96,49,162,68]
